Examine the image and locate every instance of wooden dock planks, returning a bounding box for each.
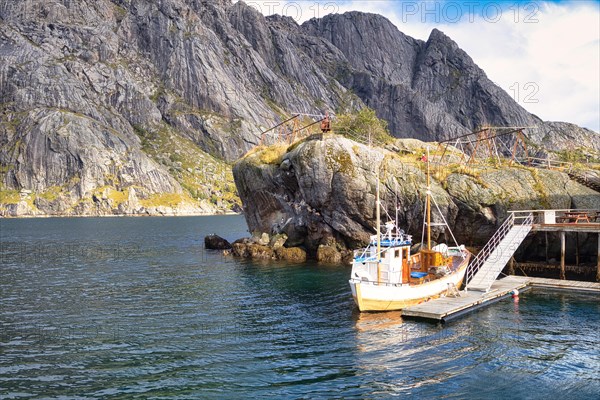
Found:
[532,223,600,233]
[527,277,600,293]
[401,275,599,322]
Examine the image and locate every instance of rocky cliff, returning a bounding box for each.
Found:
[1,0,598,216]
[233,135,600,258]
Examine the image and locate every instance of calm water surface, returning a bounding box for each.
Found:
[1,216,599,399]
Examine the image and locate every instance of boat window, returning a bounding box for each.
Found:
[395,249,400,259]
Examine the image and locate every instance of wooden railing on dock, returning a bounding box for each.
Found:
[508,209,600,282]
[514,209,600,226]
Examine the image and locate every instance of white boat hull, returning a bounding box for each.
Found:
[349,259,469,312]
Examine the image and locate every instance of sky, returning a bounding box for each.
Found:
[238,0,600,132]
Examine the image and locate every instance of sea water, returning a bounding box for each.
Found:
[1,216,598,398]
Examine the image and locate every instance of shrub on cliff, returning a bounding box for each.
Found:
[333,108,393,145]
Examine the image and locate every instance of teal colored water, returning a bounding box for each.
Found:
[1,216,599,399]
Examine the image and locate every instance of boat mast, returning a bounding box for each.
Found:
[426,147,431,251]
[376,171,381,284]
[395,179,398,232]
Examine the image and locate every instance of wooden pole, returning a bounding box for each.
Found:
[259,114,300,138]
[575,232,579,266]
[596,234,600,282]
[545,232,549,264]
[560,231,566,280]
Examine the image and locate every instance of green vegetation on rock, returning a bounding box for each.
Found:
[333,107,393,145]
[135,123,240,210]
[140,193,189,208]
[243,144,288,165]
[0,189,21,204]
[93,186,129,206]
[37,186,64,202]
[557,148,599,163]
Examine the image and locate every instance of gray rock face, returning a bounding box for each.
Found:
[235,136,456,255]
[204,234,232,250]
[234,135,600,256]
[1,1,598,216]
[303,17,599,149]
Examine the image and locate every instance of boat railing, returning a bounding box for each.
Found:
[353,231,412,262]
[354,240,412,264]
[353,249,377,263]
[368,233,412,247]
[352,249,387,263]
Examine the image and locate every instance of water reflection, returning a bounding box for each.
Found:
[354,310,405,333]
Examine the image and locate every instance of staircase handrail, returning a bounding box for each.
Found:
[465,212,533,291]
[465,213,514,289]
[468,213,533,290]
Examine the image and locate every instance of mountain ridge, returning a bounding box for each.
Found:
[0,0,597,216]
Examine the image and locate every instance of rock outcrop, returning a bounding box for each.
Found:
[1,1,598,216]
[204,234,232,250]
[230,233,307,262]
[233,135,600,258]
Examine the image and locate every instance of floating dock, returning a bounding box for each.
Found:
[402,275,600,322]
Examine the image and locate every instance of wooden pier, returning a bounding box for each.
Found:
[402,209,600,322]
[526,276,600,293]
[402,275,600,322]
[527,209,600,281]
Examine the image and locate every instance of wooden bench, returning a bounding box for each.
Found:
[557,212,595,224]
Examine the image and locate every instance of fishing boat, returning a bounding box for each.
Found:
[349,152,471,312]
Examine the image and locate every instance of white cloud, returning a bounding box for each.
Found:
[423,2,600,132]
[239,1,600,131]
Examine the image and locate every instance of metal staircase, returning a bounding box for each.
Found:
[466,212,533,292]
[568,172,600,192]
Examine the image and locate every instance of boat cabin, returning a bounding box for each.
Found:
[351,222,465,286]
[351,222,414,285]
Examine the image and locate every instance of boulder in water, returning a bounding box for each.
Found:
[205,234,232,250]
